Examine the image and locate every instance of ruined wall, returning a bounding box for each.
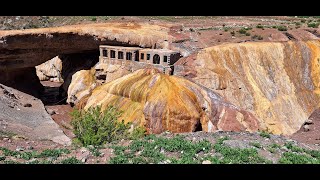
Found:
[174,40,320,135]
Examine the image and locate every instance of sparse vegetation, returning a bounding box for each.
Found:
[277,26,287,31]
[256,24,264,28]
[230,31,235,36]
[60,157,82,164]
[71,106,144,146]
[259,131,271,138]
[238,28,248,34]
[213,137,271,164]
[307,22,320,28]
[250,142,262,149]
[279,152,320,164]
[252,34,263,40]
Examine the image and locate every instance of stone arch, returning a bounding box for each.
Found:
[153,54,160,64]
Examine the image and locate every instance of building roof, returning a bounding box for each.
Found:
[99,45,142,50]
[139,48,179,54]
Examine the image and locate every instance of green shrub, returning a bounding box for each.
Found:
[37,148,70,158]
[238,28,247,34]
[307,23,320,28]
[91,17,97,21]
[245,32,251,36]
[130,126,146,140]
[259,131,271,138]
[252,35,263,40]
[250,142,262,149]
[285,142,304,153]
[279,152,319,164]
[71,106,130,146]
[256,24,264,28]
[0,156,5,161]
[60,157,82,164]
[277,26,287,31]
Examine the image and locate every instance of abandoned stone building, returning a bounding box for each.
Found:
[95,45,181,75]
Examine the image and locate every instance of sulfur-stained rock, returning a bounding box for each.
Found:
[67,69,97,106]
[76,68,259,134]
[174,40,320,135]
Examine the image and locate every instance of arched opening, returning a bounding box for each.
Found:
[153,54,160,64]
[194,120,203,132]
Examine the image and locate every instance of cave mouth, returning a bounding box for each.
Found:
[194,120,203,132]
[39,81,66,106]
[36,50,99,106]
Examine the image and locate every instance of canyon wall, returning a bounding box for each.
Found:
[175,40,320,135]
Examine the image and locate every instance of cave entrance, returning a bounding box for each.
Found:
[35,56,66,106]
[39,81,65,105]
[36,50,99,106]
[194,120,203,132]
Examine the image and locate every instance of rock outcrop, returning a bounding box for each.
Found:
[174,40,320,135]
[0,22,174,69]
[0,83,71,145]
[72,68,259,134]
[0,22,174,98]
[36,56,63,82]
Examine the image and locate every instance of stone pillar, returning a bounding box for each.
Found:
[99,48,103,63]
[107,48,111,64]
[132,51,136,62]
[160,54,164,65]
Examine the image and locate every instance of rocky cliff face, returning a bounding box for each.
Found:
[72,68,259,134]
[175,40,320,135]
[0,22,174,69]
[0,22,174,99]
[36,56,63,82]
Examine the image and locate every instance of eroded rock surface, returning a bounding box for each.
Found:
[0,84,71,145]
[175,40,320,135]
[72,68,259,134]
[36,56,63,82]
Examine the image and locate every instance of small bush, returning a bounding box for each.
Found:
[307,23,320,28]
[259,131,271,138]
[245,32,251,36]
[250,142,262,149]
[279,152,319,164]
[301,19,306,23]
[0,156,5,161]
[71,106,145,146]
[230,31,235,36]
[91,17,97,21]
[238,28,247,34]
[130,126,146,140]
[60,157,82,164]
[256,24,264,28]
[71,106,130,146]
[277,26,287,31]
[252,35,263,40]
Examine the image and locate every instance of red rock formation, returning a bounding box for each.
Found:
[175,40,320,135]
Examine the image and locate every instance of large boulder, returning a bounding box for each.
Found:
[36,56,63,82]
